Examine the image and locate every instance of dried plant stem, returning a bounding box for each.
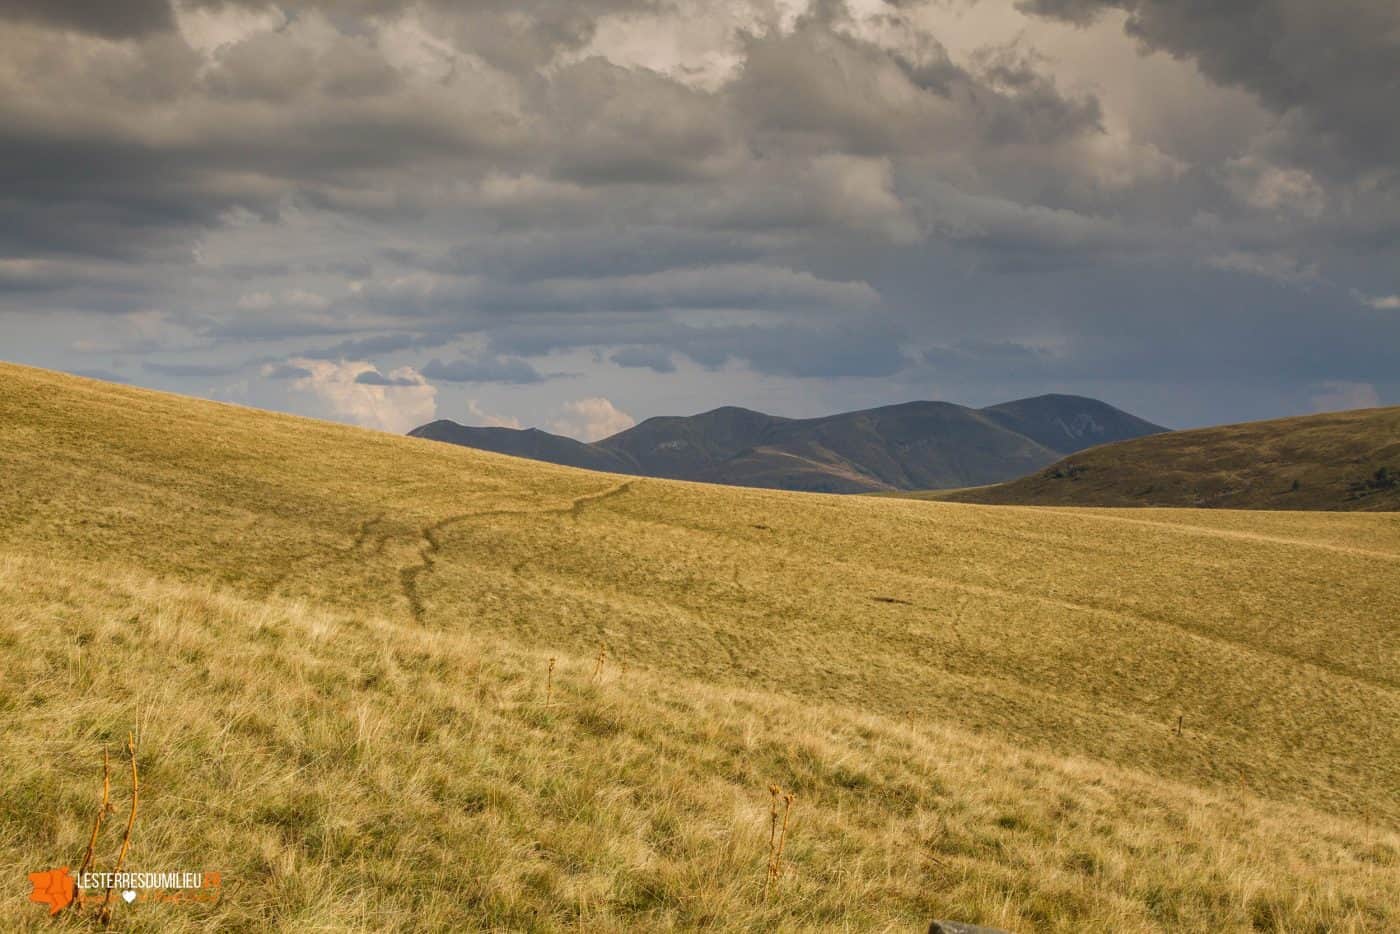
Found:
[99,734,138,926]
[763,784,781,897]
[76,748,112,911]
[592,643,606,681]
[774,792,794,879]
[545,657,556,705]
[80,749,111,873]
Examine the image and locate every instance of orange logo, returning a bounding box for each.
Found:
[28,867,75,916]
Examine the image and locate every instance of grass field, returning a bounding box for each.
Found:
[3,362,1398,931]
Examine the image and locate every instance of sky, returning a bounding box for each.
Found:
[1,0,1397,439]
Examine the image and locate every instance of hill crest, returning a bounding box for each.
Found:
[940,405,1400,511]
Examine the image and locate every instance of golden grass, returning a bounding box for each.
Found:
[2,362,1398,930]
[4,554,1396,931]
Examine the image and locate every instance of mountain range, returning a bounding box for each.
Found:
[409,394,1167,493]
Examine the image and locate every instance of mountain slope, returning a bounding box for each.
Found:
[410,420,636,474]
[3,363,1397,931]
[940,406,1400,511]
[979,393,1167,454]
[595,405,790,479]
[413,395,1167,493]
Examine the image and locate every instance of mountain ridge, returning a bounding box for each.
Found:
[410,394,1167,493]
[935,405,1400,511]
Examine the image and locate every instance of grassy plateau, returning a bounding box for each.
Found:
[1,362,1398,931]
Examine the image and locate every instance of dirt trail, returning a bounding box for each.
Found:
[398,481,633,623]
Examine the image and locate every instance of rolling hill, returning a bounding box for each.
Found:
[410,395,1166,493]
[935,406,1400,511]
[2,362,1397,931]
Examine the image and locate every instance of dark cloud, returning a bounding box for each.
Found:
[609,346,676,373]
[547,58,741,185]
[421,355,546,384]
[0,0,174,39]
[354,370,420,386]
[732,18,1103,157]
[263,363,315,380]
[484,317,909,380]
[1018,0,1400,175]
[202,316,359,341]
[1016,0,1102,26]
[674,324,910,380]
[0,0,1395,427]
[301,333,451,360]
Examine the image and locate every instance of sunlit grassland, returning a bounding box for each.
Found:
[2,362,1398,930]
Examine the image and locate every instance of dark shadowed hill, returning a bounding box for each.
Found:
[410,394,1166,493]
[407,423,635,474]
[935,406,1400,511]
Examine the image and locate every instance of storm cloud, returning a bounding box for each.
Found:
[0,0,1395,434]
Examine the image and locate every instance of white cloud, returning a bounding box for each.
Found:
[1224,157,1326,219]
[561,0,807,91]
[175,1,287,57]
[1356,292,1400,310]
[1310,381,1380,413]
[477,173,596,208]
[807,155,922,245]
[463,399,521,429]
[374,10,462,83]
[548,397,636,441]
[281,358,437,433]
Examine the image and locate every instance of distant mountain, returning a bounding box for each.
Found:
[935,406,1400,511]
[407,423,634,475]
[409,394,1167,493]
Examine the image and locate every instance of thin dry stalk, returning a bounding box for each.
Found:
[592,643,606,681]
[80,749,111,873]
[774,792,794,879]
[76,748,112,910]
[545,657,556,705]
[99,734,138,926]
[1175,714,1183,737]
[763,784,781,897]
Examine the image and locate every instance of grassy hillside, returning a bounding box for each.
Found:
[2,362,1398,931]
[937,407,1400,511]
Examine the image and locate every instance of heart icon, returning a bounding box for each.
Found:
[121,890,137,903]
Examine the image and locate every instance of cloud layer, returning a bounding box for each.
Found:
[1,0,1396,431]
